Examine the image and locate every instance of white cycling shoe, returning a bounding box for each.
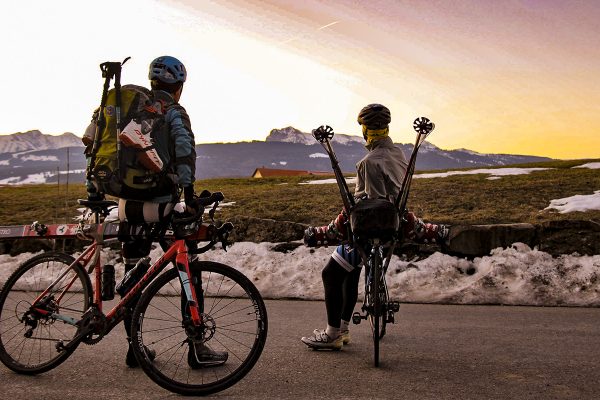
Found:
[301,329,344,350]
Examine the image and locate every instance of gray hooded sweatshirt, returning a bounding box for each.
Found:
[354,136,408,201]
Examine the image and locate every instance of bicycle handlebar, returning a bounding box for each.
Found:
[193,191,224,208]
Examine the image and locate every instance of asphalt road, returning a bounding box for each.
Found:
[1,301,599,400]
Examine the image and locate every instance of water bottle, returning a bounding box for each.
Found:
[116,257,151,297]
[101,264,115,300]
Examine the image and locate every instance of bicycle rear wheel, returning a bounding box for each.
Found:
[131,260,268,396]
[0,252,92,374]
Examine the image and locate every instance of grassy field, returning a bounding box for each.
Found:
[0,159,599,227]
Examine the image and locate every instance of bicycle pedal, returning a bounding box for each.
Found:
[386,313,395,324]
[352,312,365,325]
[389,301,400,313]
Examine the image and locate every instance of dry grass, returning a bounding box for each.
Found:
[0,159,599,227]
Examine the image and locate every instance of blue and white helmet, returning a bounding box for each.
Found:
[148,56,187,84]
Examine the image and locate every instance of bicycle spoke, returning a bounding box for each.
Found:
[212,304,258,322]
[147,301,182,323]
[0,252,91,373]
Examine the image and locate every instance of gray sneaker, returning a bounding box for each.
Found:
[187,342,228,369]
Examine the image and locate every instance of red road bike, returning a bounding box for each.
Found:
[0,193,268,396]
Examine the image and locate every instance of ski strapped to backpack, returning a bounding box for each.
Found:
[84,58,178,200]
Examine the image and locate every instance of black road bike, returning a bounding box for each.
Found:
[312,118,435,367]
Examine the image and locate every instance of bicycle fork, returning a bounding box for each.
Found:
[175,243,209,344]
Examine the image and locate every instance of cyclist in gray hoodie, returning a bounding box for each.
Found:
[301,104,447,350]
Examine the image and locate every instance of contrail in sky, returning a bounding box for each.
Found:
[281,21,340,44]
[317,21,340,30]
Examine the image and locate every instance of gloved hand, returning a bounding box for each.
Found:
[183,185,199,214]
[303,226,320,247]
[87,187,105,202]
[304,225,341,247]
[330,210,348,239]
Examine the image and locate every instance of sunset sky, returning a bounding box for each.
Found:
[1,0,598,159]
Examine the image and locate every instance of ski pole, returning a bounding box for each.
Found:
[313,125,355,214]
[394,117,434,213]
[87,63,115,179]
[113,57,130,177]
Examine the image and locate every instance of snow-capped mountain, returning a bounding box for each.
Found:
[0,130,82,153]
[266,126,364,145]
[0,128,552,184]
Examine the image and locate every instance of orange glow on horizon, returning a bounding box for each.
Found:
[1,0,599,160]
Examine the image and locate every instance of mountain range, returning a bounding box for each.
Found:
[0,128,551,185]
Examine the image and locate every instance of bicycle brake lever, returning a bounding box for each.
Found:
[220,233,229,252]
[208,201,219,222]
[219,222,234,251]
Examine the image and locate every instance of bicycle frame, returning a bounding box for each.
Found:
[28,219,205,343]
[357,238,397,314]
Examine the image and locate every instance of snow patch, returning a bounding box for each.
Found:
[21,155,59,162]
[300,177,357,185]
[415,167,551,179]
[544,190,600,213]
[309,153,329,158]
[574,162,600,170]
[0,169,86,185]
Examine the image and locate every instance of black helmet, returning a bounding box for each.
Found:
[357,104,391,129]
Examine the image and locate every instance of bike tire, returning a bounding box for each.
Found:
[0,252,92,374]
[378,268,389,341]
[371,252,381,367]
[131,260,268,396]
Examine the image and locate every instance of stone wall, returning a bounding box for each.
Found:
[1,219,598,258]
[443,220,600,257]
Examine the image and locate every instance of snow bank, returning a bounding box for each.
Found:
[2,242,598,306]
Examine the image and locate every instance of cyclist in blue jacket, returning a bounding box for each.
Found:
[86,56,227,368]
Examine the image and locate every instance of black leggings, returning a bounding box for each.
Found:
[322,257,361,329]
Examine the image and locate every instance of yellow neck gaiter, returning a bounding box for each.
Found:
[362,125,389,146]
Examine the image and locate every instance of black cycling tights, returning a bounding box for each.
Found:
[322,257,361,329]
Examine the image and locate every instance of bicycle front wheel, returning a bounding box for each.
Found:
[131,260,268,396]
[0,252,92,374]
[368,252,387,367]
